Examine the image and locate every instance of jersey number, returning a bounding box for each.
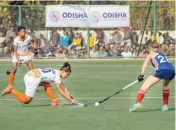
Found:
[42,68,52,73]
[158,55,170,63]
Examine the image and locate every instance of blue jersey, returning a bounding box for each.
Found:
[150,52,175,71]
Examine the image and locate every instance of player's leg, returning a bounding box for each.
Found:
[26,60,35,70]
[161,80,171,111]
[11,88,33,104]
[8,61,18,88]
[43,83,62,107]
[129,75,160,112]
[1,86,33,103]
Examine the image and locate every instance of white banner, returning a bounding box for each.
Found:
[46,5,130,28]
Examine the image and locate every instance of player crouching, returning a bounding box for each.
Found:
[2,62,85,107]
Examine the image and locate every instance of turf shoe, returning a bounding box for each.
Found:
[129,103,142,112]
[161,105,169,111]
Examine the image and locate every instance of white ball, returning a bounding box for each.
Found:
[95,102,100,107]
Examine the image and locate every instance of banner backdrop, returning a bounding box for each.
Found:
[46,5,130,28]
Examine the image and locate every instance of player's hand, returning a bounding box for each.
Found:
[138,74,144,82]
[71,99,78,104]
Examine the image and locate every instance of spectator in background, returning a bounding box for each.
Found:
[120,27,132,47]
[167,43,175,56]
[130,28,138,44]
[0,24,7,37]
[60,30,70,47]
[70,48,78,58]
[159,43,169,55]
[72,33,81,47]
[31,30,38,41]
[152,32,160,43]
[146,26,152,41]
[138,30,147,45]
[163,32,172,44]
[37,34,47,57]
[108,44,116,56]
[79,32,84,47]
[79,48,87,58]
[67,28,74,45]
[2,36,13,57]
[6,27,16,39]
[0,32,6,54]
[121,46,132,58]
[132,48,138,57]
[110,28,122,44]
[95,29,104,44]
[138,47,148,57]
[97,46,107,57]
[50,30,60,46]
[90,46,98,58]
[89,33,95,48]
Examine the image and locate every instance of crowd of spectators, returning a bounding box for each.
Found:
[0,24,175,58]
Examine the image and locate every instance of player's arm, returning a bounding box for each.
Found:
[13,40,19,63]
[13,45,18,58]
[55,83,76,103]
[138,55,151,82]
[141,55,151,74]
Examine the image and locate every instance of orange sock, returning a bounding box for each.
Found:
[44,84,58,103]
[11,89,28,104]
[8,73,15,86]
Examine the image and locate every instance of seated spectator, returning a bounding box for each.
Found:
[60,30,70,47]
[108,44,116,56]
[159,43,169,55]
[70,49,78,58]
[138,48,148,57]
[90,46,98,58]
[79,48,87,58]
[117,46,125,56]
[167,43,175,56]
[97,46,107,57]
[121,46,132,58]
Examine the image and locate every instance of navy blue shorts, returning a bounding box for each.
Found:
[152,69,175,80]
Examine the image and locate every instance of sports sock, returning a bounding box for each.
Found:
[163,88,170,105]
[136,90,146,103]
[8,73,15,86]
[11,89,28,104]
[44,84,58,103]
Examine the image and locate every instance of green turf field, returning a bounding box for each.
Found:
[0,59,175,130]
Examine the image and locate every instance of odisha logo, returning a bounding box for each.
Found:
[49,10,60,22]
[90,11,101,23]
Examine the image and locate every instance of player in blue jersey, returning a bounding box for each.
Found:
[129,40,175,112]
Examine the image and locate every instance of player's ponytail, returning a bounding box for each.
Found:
[60,62,71,73]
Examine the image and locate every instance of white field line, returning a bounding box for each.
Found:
[0,96,175,101]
